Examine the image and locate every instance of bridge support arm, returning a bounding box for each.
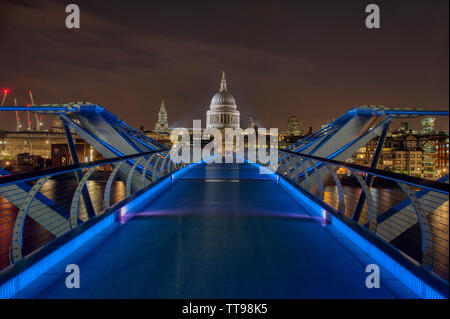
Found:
[352,122,390,222]
[63,119,96,219]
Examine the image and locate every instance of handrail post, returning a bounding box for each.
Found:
[62,118,96,219]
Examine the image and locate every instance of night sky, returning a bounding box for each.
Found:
[0,0,448,132]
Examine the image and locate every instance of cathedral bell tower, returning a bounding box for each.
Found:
[155,100,169,133]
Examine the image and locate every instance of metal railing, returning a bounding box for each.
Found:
[275,150,449,281]
[1,143,448,282]
[0,149,186,272]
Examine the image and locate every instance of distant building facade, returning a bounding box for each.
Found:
[206,72,240,129]
[51,143,97,168]
[51,117,64,133]
[154,100,169,134]
[420,117,435,134]
[0,130,99,171]
[247,115,256,129]
[0,131,67,162]
[352,127,449,180]
[144,131,172,148]
[287,116,303,136]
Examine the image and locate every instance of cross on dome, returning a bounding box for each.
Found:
[220,71,227,92]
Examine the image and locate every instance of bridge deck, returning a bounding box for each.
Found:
[17,163,417,298]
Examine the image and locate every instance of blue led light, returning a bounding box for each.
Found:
[1,156,446,299]
[0,162,199,299]
[0,214,115,299]
[248,160,447,299]
[330,217,446,299]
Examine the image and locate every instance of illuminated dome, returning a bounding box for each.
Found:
[206,72,240,129]
[209,74,237,111]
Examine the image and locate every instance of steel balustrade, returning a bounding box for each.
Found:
[0,150,188,269]
[0,104,447,296]
[271,150,449,280]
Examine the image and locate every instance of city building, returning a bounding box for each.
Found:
[247,115,256,129]
[139,100,172,147]
[144,130,172,148]
[15,153,49,171]
[51,117,64,133]
[206,72,240,129]
[417,134,449,179]
[399,122,409,133]
[437,137,449,177]
[422,138,438,179]
[50,143,98,167]
[287,116,303,136]
[0,131,67,162]
[278,116,306,148]
[421,117,436,134]
[352,125,449,180]
[0,129,100,171]
[154,100,169,134]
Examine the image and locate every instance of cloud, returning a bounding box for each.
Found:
[0,0,448,132]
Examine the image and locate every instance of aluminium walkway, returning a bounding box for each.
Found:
[16,163,417,298]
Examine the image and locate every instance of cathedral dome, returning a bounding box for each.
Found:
[206,72,240,129]
[209,72,237,111]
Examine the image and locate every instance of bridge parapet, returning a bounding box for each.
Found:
[275,150,449,282]
[0,149,185,272]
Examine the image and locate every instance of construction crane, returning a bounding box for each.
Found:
[29,90,44,131]
[1,89,22,131]
[26,103,32,131]
[14,98,22,131]
[1,89,8,106]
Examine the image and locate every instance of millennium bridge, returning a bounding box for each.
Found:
[0,104,448,299]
